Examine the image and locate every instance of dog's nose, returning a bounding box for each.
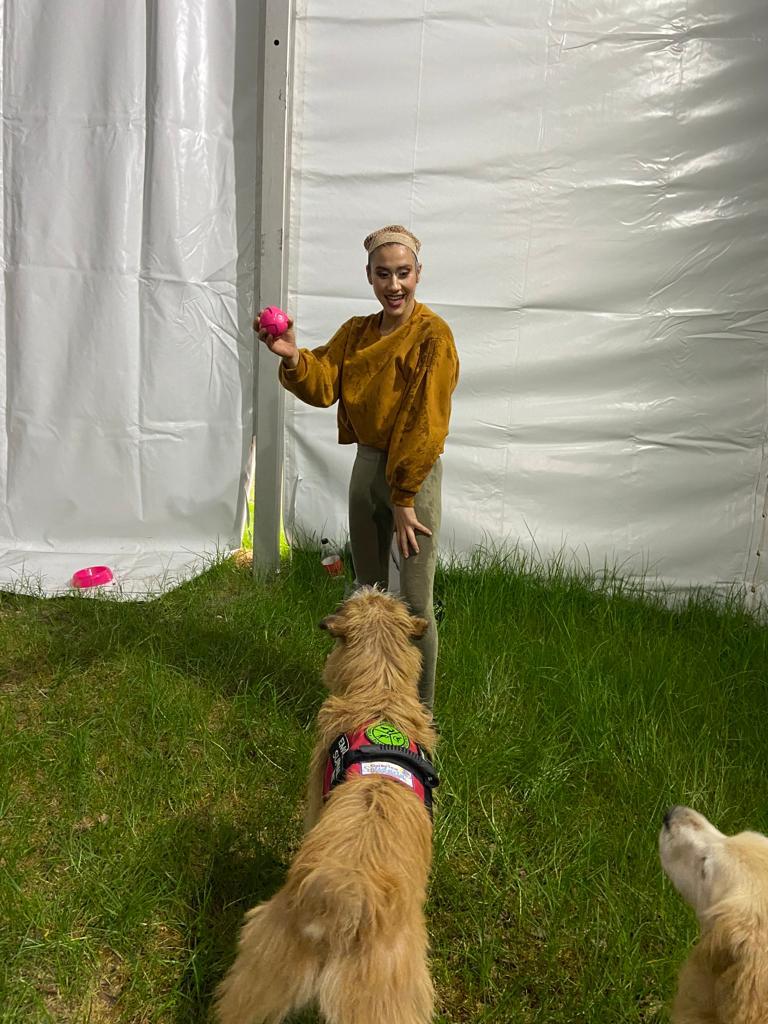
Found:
[663,805,683,830]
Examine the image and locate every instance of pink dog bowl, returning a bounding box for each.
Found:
[72,566,114,589]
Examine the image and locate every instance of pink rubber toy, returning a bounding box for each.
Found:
[72,566,114,589]
[259,306,289,337]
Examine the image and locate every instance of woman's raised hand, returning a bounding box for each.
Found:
[254,310,299,368]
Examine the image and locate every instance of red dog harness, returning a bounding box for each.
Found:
[322,721,439,817]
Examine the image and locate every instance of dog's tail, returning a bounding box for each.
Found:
[214,870,373,1023]
[292,864,373,951]
[214,897,319,1024]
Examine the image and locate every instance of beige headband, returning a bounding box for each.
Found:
[363,225,421,260]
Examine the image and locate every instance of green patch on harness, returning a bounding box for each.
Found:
[365,722,408,747]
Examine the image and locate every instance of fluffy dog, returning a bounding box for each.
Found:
[659,805,768,1023]
[215,587,438,1024]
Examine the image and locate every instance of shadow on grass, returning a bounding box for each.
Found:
[169,812,324,1024]
[158,813,290,1024]
[16,561,328,722]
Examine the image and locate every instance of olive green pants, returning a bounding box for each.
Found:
[348,445,442,709]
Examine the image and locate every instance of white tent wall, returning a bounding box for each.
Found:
[0,1,260,596]
[284,1,768,604]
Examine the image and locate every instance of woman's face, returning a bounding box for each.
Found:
[366,244,420,324]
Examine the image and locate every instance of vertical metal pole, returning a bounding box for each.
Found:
[252,0,295,574]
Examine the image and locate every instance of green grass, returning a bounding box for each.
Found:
[1,547,767,1022]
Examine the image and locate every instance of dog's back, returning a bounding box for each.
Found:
[215,776,433,1024]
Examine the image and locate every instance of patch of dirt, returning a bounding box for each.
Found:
[28,946,129,1023]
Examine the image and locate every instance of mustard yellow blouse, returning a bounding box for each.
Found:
[279,303,459,506]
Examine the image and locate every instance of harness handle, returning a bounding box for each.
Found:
[354,744,439,790]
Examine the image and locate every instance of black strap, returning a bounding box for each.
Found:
[328,734,439,817]
[354,744,439,792]
[328,732,352,789]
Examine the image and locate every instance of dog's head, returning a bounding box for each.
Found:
[318,587,428,695]
[660,806,768,1021]
[659,806,768,918]
[319,586,428,645]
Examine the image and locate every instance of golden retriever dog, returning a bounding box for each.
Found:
[214,587,439,1024]
[659,805,768,1023]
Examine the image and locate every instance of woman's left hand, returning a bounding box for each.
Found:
[394,505,432,559]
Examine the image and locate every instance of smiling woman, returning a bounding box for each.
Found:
[255,225,459,709]
[365,226,421,328]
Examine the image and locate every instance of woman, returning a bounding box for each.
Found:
[256,225,459,709]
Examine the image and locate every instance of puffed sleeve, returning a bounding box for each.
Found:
[278,319,352,408]
[386,326,459,506]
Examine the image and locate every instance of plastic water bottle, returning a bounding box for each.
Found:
[320,538,344,577]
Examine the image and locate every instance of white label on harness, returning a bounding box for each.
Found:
[360,761,415,788]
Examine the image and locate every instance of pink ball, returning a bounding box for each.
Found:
[259,305,289,337]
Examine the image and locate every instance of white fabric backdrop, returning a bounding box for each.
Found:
[0,0,258,596]
[284,0,768,604]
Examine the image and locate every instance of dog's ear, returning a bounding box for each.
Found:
[319,614,346,638]
[410,615,429,639]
